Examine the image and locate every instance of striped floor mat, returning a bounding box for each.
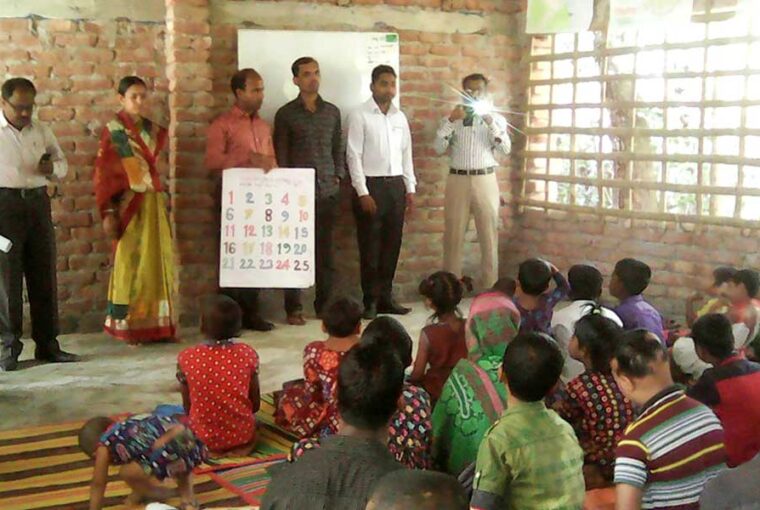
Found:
[209,457,287,506]
[0,394,295,510]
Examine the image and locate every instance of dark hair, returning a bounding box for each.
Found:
[462,73,489,89]
[419,271,463,320]
[713,266,737,287]
[613,329,668,379]
[337,343,404,430]
[518,258,552,296]
[731,269,760,298]
[200,294,242,340]
[371,65,397,84]
[613,258,652,296]
[1,77,36,100]
[368,470,469,510]
[322,297,362,337]
[568,264,603,301]
[502,332,563,402]
[492,276,516,297]
[78,416,115,457]
[230,68,261,96]
[692,313,735,360]
[291,57,318,77]
[573,309,624,373]
[117,76,147,96]
[361,316,413,368]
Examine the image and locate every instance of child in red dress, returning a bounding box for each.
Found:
[177,295,260,457]
[275,298,363,437]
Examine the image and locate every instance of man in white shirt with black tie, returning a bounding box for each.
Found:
[435,73,510,288]
[0,78,79,371]
[347,65,416,320]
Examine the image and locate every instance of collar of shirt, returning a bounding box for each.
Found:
[0,112,28,132]
[502,400,547,418]
[620,295,645,307]
[231,104,259,119]
[638,384,682,416]
[364,97,399,116]
[296,94,325,112]
[719,353,745,366]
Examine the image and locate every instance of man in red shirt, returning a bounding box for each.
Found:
[205,68,279,331]
[689,313,760,467]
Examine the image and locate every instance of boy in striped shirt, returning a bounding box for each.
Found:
[611,329,726,510]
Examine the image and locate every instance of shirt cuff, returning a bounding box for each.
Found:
[404,179,416,194]
[353,180,370,197]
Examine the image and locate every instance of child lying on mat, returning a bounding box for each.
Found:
[78,413,207,510]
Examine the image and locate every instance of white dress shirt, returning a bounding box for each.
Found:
[346,98,416,197]
[0,114,67,188]
[550,300,623,382]
[434,113,510,170]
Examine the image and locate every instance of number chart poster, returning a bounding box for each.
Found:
[220,168,315,289]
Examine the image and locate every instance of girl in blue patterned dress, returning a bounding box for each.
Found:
[78,413,207,510]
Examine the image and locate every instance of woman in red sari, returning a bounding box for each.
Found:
[93,76,176,344]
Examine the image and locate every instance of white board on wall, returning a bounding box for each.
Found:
[237,30,400,124]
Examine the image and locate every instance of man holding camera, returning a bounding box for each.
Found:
[0,78,79,371]
[434,73,511,289]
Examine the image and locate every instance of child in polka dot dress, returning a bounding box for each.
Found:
[177,295,261,457]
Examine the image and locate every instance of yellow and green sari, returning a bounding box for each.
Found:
[94,111,176,343]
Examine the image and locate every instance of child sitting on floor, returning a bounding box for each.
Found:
[177,295,260,457]
[726,269,760,348]
[685,266,736,328]
[610,258,665,342]
[275,297,363,437]
[409,271,468,402]
[550,310,635,488]
[512,258,570,334]
[471,332,585,510]
[79,414,207,510]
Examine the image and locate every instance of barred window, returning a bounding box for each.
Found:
[522,1,760,226]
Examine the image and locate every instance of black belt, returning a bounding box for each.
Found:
[450,168,495,176]
[366,175,403,181]
[0,186,47,198]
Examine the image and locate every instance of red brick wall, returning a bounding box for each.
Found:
[0,17,168,332]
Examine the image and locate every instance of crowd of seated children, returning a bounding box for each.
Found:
[550,310,635,488]
[431,284,519,476]
[177,295,260,457]
[551,264,623,382]
[261,341,405,510]
[274,298,362,437]
[511,258,569,334]
[409,271,468,402]
[685,266,736,328]
[291,316,434,469]
[471,332,586,510]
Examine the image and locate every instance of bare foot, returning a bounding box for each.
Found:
[123,491,144,509]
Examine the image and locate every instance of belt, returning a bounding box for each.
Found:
[450,168,495,176]
[366,175,403,181]
[0,187,47,198]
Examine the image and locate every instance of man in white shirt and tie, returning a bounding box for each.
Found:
[0,78,79,371]
[434,73,511,289]
[347,65,416,319]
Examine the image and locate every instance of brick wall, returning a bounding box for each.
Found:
[0,17,168,332]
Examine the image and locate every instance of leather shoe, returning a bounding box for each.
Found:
[362,303,378,320]
[287,313,307,326]
[243,316,275,332]
[377,300,411,315]
[35,348,80,363]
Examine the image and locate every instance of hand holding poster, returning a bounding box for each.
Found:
[220,168,315,289]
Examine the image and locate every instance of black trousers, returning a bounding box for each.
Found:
[352,177,406,307]
[222,194,337,317]
[0,187,60,361]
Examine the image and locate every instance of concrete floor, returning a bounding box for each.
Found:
[0,301,441,431]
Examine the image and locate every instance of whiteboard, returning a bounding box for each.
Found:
[219,168,315,289]
[238,30,400,124]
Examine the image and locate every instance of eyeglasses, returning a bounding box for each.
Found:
[4,101,35,115]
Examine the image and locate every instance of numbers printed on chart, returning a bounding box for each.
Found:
[222,190,311,272]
